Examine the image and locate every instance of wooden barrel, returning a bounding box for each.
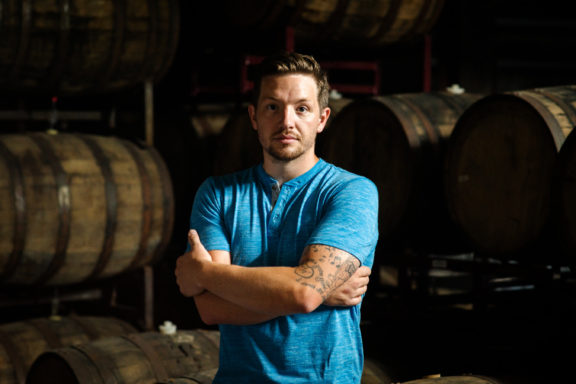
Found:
[0,316,137,384]
[401,376,505,384]
[444,85,576,257]
[361,358,392,384]
[0,132,174,286]
[26,329,220,384]
[221,0,445,46]
[317,91,482,252]
[156,369,218,384]
[211,106,261,176]
[221,0,286,30]
[161,358,389,384]
[554,127,576,261]
[287,0,446,46]
[0,0,180,95]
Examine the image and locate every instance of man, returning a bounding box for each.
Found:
[175,52,379,383]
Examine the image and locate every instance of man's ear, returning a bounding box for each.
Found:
[317,107,331,133]
[248,104,258,131]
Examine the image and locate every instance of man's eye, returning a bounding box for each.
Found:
[265,104,277,111]
[297,106,309,113]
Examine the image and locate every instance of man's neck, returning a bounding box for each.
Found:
[262,154,319,186]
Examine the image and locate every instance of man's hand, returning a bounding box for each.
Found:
[323,266,371,307]
[175,230,213,297]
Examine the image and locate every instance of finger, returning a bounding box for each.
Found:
[188,229,196,249]
[352,266,369,278]
[358,266,371,276]
[189,229,200,241]
[348,296,362,306]
[188,229,204,251]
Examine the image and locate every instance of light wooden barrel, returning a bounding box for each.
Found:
[0,0,179,95]
[155,369,218,384]
[401,376,506,384]
[26,330,220,384]
[0,316,137,384]
[159,358,390,384]
[444,85,576,257]
[317,92,482,252]
[0,132,174,285]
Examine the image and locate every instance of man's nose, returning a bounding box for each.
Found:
[281,107,295,128]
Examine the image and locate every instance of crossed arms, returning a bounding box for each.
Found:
[175,230,371,325]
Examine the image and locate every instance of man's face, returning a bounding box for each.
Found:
[249,74,330,163]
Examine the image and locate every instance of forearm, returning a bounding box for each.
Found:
[194,265,370,325]
[194,292,277,325]
[178,231,361,319]
[191,248,278,324]
[197,261,320,316]
[323,265,371,306]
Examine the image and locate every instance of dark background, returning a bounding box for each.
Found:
[1,1,576,383]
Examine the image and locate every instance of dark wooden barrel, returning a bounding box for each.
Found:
[153,105,229,251]
[0,132,174,286]
[210,105,260,176]
[317,91,482,252]
[221,0,286,30]
[0,0,180,95]
[401,376,505,384]
[221,0,445,46]
[554,127,576,261]
[26,329,220,384]
[361,358,392,384]
[0,316,136,384]
[288,0,445,46]
[444,85,576,257]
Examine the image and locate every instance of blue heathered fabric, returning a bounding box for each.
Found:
[188,159,379,383]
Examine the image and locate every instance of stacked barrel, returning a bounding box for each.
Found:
[0,0,179,95]
[0,1,181,382]
[5,1,574,383]
[26,327,220,384]
[0,0,178,284]
[444,85,576,262]
[313,85,576,265]
[0,132,175,285]
[317,91,483,253]
[0,316,137,384]
[219,0,445,47]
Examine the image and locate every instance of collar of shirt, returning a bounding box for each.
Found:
[255,158,327,191]
[255,158,327,210]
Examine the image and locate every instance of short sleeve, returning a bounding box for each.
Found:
[187,177,231,252]
[306,177,379,268]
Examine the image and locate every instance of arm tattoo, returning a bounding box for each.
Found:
[294,245,359,300]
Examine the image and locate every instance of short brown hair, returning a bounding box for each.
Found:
[251,52,330,109]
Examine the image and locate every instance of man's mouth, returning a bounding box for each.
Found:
[275,134,298,144]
